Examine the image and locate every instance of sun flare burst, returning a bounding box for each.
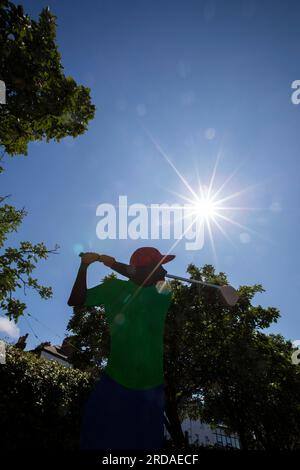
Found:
[144,128,261,260]
[188,191,219,220]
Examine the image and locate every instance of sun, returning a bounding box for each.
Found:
[144,128,260,259]
[190,194,218,220]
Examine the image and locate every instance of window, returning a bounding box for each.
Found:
[213,428,239,449]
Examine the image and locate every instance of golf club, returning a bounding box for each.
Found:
[165,273,239,307]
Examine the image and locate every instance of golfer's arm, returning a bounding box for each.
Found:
[67,263,88,306]
[111,261,136,279]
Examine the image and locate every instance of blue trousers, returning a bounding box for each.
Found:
[80,372,165,450]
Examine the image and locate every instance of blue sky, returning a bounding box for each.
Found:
[1,0,300,350]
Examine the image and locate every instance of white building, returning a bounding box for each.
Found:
[39,344,73,368]
[165,419,240,449]
[33,339,74,368]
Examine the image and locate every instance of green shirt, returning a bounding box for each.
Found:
[85,278,172,390]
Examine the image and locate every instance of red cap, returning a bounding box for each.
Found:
[130,247,176,267]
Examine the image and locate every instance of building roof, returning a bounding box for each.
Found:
[41,345,69,362]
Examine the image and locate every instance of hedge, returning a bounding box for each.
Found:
[0,345,94,450]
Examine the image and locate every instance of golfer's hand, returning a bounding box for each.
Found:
[79,252,102,266]
[98,254,116,267]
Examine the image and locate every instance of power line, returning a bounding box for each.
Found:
[23,315,40,341]
[27,312,64,342]
[1,310,87,356]
[26,312,83,355]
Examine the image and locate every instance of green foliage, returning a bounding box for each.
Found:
[0,1,96,319]
[66,305,110,376]
[0,1,95,156]
[198,332,300,450]
[164,264,300,450]
[0,345,93,450]
[66,274,117,376]
[0,195,58,320]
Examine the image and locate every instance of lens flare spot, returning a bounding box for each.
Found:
[115,313,125,325]
[73,243,84,255]
[239,232,251,244]
[204,128,216,140]
[155,280,171,295]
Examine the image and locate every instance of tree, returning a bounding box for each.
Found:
[0,195,58,320]
[163,264,300,450]
[198,332,300,450]
[0,1,96,320]
[0,1,95,157]
[66,263,300,450]
[66,304,110,376]
[65,274,116,375]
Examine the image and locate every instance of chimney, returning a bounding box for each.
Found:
[14,333,29,351]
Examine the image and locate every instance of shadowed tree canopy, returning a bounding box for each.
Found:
[163,264,300,450]
[66,263,300,450]
[0,1,95,157]
[67,304,110,376]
